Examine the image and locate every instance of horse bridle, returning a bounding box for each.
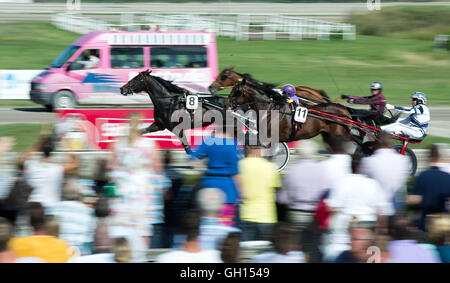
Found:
[139,72,153,95]
[230,82,247,110]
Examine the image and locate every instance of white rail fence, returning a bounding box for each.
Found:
[52,12,355,41]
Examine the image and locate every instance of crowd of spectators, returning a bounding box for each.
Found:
[0,123,449,263]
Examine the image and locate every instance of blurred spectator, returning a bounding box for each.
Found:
[0,160,33,226]
[408,144,450,231]
[149,172,171,249]
[0,217,15,263]
[372,235,391,263]
[160,150,184,248]
[156,210,222,263]
[387,215,441,263]
[46,179,96,255]
[8,202,77,263]
[21,135,79,210]
[427,214,450,263]
[108,112,162,262]
[93,195,113,254]
[189,123,242,227]
[92,158,110,195]
[360,133,409,212]
[334,221,375,263]
[321,137,352,186]
[323,154,394,262]
[436,143,450,174]
[113,237,132,263]
[220,232,242,263]
[44,215,59,238]
[239,146,281,241]
[198,188,241,249]
[0,137,15,202]
[278,140,327,261]
[67,235,130,263]
[171,188,241,249]
[250,222,306,263]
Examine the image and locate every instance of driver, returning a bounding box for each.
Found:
[281,84,299,105]
[79,50,99,69]
[341,82,393,125]
[381,92,430,140]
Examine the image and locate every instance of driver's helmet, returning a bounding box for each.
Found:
[370,82,383,90]
[411,92,427,104]
[281,84,296,97]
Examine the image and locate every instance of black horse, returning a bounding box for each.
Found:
[120,70,228,153]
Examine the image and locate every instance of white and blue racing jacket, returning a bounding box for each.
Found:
[394,104,430,134]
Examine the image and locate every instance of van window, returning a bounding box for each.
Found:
[150,46,207,69]
[50,45,80,68]
[110,47,144,69]
[70,49,100,71]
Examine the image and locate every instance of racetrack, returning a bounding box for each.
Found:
[1,106,448,138]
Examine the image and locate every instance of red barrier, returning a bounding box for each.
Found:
[55,108,297,151]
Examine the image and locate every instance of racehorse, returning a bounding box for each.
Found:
[225,76,358,147]
[209,66,332,106]
[120,70,227,153]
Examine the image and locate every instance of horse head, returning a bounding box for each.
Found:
[209,66,242,94]
[120,69,151,96]
[227,77,273,112]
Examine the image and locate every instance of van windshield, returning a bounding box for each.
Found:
[49,45,80,68]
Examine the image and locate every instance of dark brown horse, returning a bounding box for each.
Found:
[209,66,332,106]
[225,77,358,147]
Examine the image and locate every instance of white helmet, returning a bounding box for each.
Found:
[370,82,383,90]
[412,92,427,104]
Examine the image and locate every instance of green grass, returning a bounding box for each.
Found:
[0,124,51,151]
[217,35,450,106]
[0,23,80,70]
[0,100,36,108]
[0,22,449,107]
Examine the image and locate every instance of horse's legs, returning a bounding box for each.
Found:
[176,129,192,154]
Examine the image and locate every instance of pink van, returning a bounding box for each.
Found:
[30,30,218,110]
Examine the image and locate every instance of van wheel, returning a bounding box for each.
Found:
[52,90,76,109]
[44,105,53,112]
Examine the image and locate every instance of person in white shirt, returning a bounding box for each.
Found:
[360,133,410,212]
[382,92,430,140]
[322,154,394,262]
[79,50,100,69]
[46,179,96,255]
[156,211,222,263]
[22,136,79,210]
[320,137,352,188]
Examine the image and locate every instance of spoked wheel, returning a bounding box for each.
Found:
[392,144,418,176]
[261,142,290,172]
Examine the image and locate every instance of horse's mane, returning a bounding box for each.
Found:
[149,74,187,94]
[240,75,285,104]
